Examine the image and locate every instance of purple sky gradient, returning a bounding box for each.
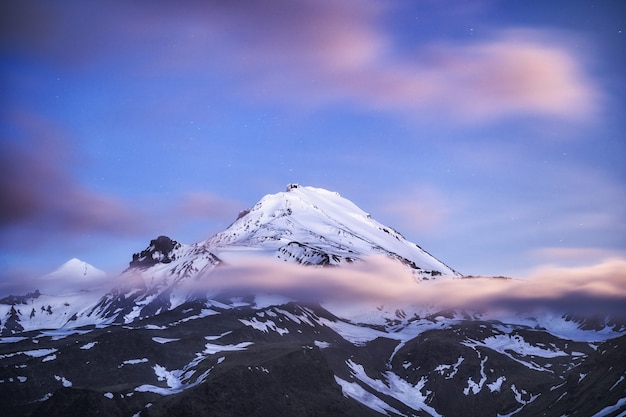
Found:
[1,0,625,293]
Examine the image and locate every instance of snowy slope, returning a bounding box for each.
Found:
[204,184,459,277]
[80,184,460,326]
[0,259,110,335]
[38,258,107,294]
[81,240,221,325]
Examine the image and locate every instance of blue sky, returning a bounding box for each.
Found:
[1,0,625,293]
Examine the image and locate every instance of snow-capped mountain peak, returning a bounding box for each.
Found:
[44,258,104,278]
[205,184,459,277]
[38,258,107,294]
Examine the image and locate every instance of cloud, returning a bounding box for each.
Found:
[171,255,626,318]
[2,1,601,124]
[207,4,600,123]
[530,247,625,265]
[405,30,599,122]
[0,111,146,246]
[230,6,598,123]
[0,106,248,248]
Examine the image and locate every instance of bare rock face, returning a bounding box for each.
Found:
[129,236,181,269]
[142,346,380,417]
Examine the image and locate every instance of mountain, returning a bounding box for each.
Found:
[39,258,107,293]
[82,185,460,328]
[0,259,108,336]
[205,184,458,277]
[1,185,625,417]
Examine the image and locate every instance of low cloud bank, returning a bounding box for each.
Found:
[189,256,626,317]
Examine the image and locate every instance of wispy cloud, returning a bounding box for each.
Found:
[0,112,145,242]
[3,0,601,125]
[172,255,626,317]
[530,247,625,266]
[0,110,242,249]
[213,5,601,123]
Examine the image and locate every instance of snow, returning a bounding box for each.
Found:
[172,308,220,325]
[346,359,442,417]
[0,285,117,335]
[38,328,93,341]
[23,348,58,358]
[0,337,27,344]
[37,393,53,402]
[155,365,182,391]
[463,356,488,395]
[80,342,98,350]
[239,318,289,335]
[248,366,270,374]
[273,307,314,326]
[610,376,625,391]
[37,258,107,294]
[499,383,539,416]
[488,376,506,393]
[134,344,237,397]
[334,376,404,416]
[494,313,626,342]
[121,358,149,366]
[252,294,294,309]
[205,331,232,341]
[136,365,184,395]
[152,337,180,344]
[314,340,331,349]
[104,392,114,399]
[463,334,571,372]
[590,397,626,417]
[204,185,459,276]
[123,305,144,323]
[42,354,57,362]
[54,375,72,387]
[203,341,253,355]
[474,334,569,358]
[434,356,464,379]
[317,317,387,345]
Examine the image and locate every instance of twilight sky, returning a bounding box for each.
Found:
[1,0,625,293]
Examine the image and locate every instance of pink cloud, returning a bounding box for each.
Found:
[0,108,249,249]
[530,247,625,265]
[172,255,626,317]
[0,111,146,244]
[7,1,599,124]
[408,31,599,122]
[171,3,600,123]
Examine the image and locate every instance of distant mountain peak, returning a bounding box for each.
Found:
[35,258,107,296]
[43,258,105,281]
